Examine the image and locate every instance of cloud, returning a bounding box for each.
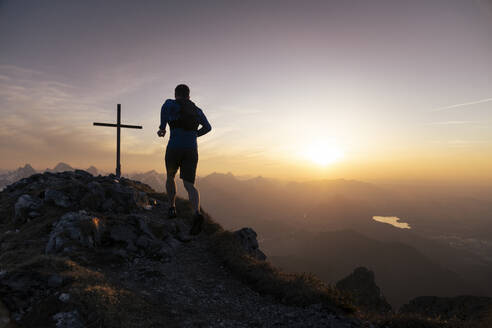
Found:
[426,121,480,126]
[0,64,258,173]
[430,139,489,148]
[432,97,492,112]
[0,65,151,169]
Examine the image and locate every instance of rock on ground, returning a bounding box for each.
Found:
[233,227,267,261]
[336,267,392,314]
[14,194,42,222]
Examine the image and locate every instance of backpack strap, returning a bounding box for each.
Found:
[169,99,200,131]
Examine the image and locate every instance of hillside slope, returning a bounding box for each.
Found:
[0,171,361,328]
[269,230,467,308]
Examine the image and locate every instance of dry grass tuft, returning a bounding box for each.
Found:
[369,312,492,328]
[209,229,355,314]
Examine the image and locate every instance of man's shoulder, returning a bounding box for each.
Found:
[162,99,180,111]
[163,99,177,106]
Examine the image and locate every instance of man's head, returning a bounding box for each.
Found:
[175,84,190,99]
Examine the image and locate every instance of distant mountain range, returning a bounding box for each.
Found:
[0,163,99,190]
[0,162,168,192]
[0,164,37,190]
[129,170,165,192]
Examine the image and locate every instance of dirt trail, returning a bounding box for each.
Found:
[105,218,360,328]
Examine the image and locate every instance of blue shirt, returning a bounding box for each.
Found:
[160,99,212,149]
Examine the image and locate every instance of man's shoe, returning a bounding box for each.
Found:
[190,213,204,235]
[168,206,177,219]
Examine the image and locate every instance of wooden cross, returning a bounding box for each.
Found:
[93,104,143,178]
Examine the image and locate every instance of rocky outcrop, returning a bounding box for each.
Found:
[4,170,152,219]
[0,171,186,325]
[45,211,103,254]
[400,295,492,321]
[233,227,266,260]
[52,310,84,328]
[336,267,392,314]
[5,173,182,260]
[44,189,72,208]
[0,163,102,191]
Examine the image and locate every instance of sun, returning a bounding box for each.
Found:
[304,141,343,166]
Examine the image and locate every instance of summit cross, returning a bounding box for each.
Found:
[93,104,143,178]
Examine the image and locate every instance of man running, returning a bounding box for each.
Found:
[157,84,212,235]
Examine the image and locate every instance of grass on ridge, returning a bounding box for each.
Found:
[207,225,355,314]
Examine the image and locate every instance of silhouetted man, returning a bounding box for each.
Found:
[157,84,212,235]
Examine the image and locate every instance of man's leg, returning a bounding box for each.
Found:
[180,148,200,213]
[183,180,200,214]
[185,179,203,235]
[180,148,203,235]
[165,146,179,213]
[166,175,177,209]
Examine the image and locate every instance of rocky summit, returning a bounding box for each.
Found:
[0,170,368,328]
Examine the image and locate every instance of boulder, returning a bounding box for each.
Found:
[233,228,266,261]
[14,194,42,222]
[101,182,149,213]
[44,189,72,208]
[87,181,104,197]
[45,210,179,259]
[45,211,103,254]
[58,293,70,303]
[52,310,84,328]
[336,267,392,314]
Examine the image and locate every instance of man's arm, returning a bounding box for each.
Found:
[159,101,170,129]
[196,108,211,137]
[157,99,174,137]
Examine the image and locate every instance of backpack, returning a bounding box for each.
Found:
[170,99,200,131]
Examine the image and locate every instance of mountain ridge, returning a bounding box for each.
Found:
[0,170,362,327]
[1,170,490,327]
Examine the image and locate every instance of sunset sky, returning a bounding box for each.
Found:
[1,0,491,182]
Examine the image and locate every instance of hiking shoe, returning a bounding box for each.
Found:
[190,213,204,235]
[168,206,177,219]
